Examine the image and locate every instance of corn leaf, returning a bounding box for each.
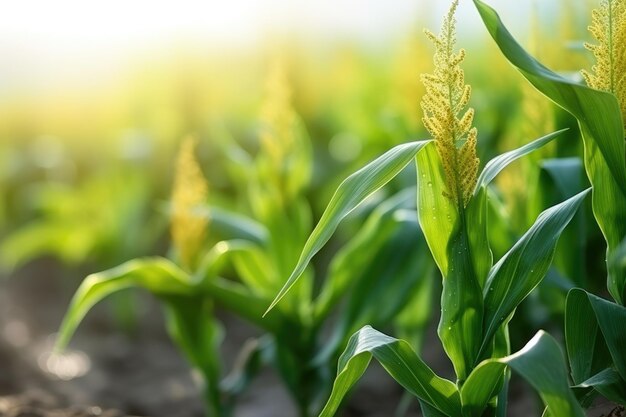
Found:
[164,297,224,415]
[565,288,612,385]
[566,289,626,383]
[313,188,416,321]
[536,158,587,287]
[576,368,626,405]
[473,129,568,194]
[462,331,586,417]
[415,142,457,274]
[481,189,590,357]
[204,206,268,245]
[419,401,449,417]
[319,325,461,417]
[317,207,431,363]
[56,257,281,352]
[415,143,482,381]
[474,0,626,304]
[265,140,431,314]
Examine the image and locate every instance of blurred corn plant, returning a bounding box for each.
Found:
[267,2,589,416]
[54,61,437,417]
[0,168,160,271]
[474,0,626,410]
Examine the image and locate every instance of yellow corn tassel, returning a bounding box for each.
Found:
[260,59,296,168]
[421,0,479,208]
[171,137,209,270]
[582,0,626,129]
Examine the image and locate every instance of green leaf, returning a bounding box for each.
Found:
[205,206,268,245]
[221,336,271,400]
[576,368,626,405]
[56,257,283,352]
[462,331,586,417]
[319,326,461,417]
[567,289,626,382]
[55,257,193,352]
[265,140,431,315]
[415,142,457,275]
[571,290,626,383]
[480,189,590,358]
[565,288,612,385]
[313,187,416,321]
[416,142,483,381]
[536,158,587,287]
[474,129,568,194]
[164,296,224,415]
[318,202,432,362]
[474,0,626,304]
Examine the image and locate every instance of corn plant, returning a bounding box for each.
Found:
[54,62,437,417]
[472,0,626,409]
[0,169,158,271]
[266,2,589,416]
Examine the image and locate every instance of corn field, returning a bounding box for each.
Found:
[0,1,625,416]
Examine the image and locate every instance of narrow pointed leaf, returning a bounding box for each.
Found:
[462,331,586,417]
[567,289,626,385]
[474,129,568,194]
[313,188,416,321]
[576,368,626,405]
[265,140,431,314]
[565,289,612,385]
[56,257,282,352]
[585,293,626,380]
[319,326,461,417]
[55,257,192,352]
[481,189,590,355]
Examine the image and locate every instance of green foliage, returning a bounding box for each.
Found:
[474,0,626,305]
[319,326,462,417]
[475,0,626,411]
[56,137,436,417]
[266,140,432,314]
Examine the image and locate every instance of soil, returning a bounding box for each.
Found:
[0,259,621,417]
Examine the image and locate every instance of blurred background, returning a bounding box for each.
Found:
[0,0,590,236]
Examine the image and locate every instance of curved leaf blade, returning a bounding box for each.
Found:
[565,289,612,385]
[568,289,626,383]
[319,326,461,417]
[56,256,282,352]
[462,331,586,417]
[481,189,590,356]
[265,140,431,315]
[55,257,193,351]
[576,368,626,405]
[474,129,568,194]
[578,291,626,380]
[313,188,417,321]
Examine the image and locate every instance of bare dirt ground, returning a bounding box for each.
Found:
[0,259,620,417]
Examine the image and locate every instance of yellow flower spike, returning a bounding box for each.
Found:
[582,0,626,129]
[260,59,296,168]
[171,137,209,270]
[421,0,479,208]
